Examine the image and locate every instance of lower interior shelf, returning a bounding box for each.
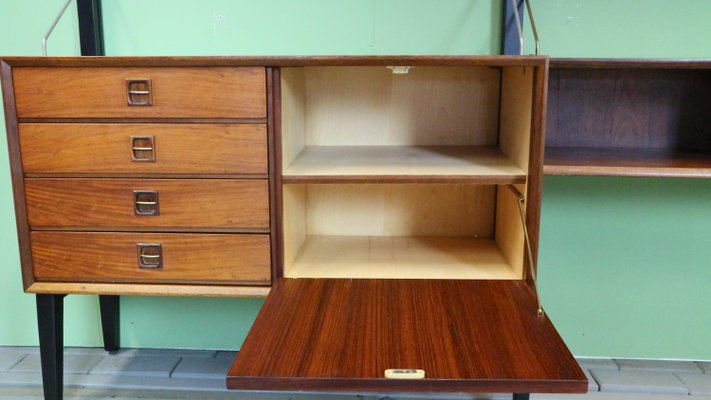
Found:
[286,235,518,280]
[544,147,711,177]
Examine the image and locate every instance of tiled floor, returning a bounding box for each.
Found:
[1,347,710,399]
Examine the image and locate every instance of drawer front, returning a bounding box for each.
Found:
[20,123,268,175]
[25,178,269,229]
[31,232,271,284]
[13,67,266,118]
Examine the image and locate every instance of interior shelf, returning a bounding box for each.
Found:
[283,145,527,183]
[544,147,711,178]
[286,235,517,280]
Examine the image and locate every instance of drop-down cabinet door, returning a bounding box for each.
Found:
[230,57,586,395]
[228,278,586,393]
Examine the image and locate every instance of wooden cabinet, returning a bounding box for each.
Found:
[545,59,711,177]
[1,56,586,399]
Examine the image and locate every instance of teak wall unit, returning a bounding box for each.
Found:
[1,56,586,400]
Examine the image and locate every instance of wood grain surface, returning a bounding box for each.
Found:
[544,147,711,177]
[13,67,266,118]
[547,68,711,151]
[20,123,267,175]
[25,178,269,229]
[26,282,271,298]
[31,232,271,284]
[228,278,587,393]
[283,146,526,184]
[2,56,548,68]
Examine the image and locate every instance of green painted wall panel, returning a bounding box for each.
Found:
[539,177,711,359]
[0,0,709,359]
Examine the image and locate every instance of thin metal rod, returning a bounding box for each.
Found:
[508,0,540,55]
[42,0,74,56]
[524,0,540,55]
[510,0,524,56]
[506,184,544,317]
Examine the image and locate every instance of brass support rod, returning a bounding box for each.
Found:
[506,184,544,317]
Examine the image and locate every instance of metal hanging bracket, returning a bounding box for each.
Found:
[509,0,540,55]
[42,0,74,56]
[506,184,544,317]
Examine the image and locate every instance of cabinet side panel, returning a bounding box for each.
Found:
[499,66,533,172]
[281,68,306,169]
[282,184,307,276]
[495,185,524,278]
[1,62,33,290]
[304,67,501,146]
[305,184,495,237]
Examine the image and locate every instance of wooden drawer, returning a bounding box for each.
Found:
[19,123,267,175]
[25,178,269,229]
[12,67,266,118]
[31,232,271,285]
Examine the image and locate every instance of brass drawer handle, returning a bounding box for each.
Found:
[137,243,163,269]
[130,136,156,162]
[126,78,153,106]
[134,190,160,216]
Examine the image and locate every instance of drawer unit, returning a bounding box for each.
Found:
[31,232,271,285]
[25,178,270,229]
[20,123,268,175]
[12,67,266,118]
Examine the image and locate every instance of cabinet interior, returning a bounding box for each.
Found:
[546,67,711,176]
[280,65,535,280]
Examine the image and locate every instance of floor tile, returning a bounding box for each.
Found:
[171,355,233,380]
[591,369,688,394]
[113,348,218,358]
[697,362,711,373]
[576,358,619,371]
[534,392,703,400]
[616,359,702,374]
[677,373,711,395]
[9,354,103,374]
[90,355,182,377]
[583,368,599,392]
[0,353,25,372]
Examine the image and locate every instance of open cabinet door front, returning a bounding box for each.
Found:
[228,278,586,394]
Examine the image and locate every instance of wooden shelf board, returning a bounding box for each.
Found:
[27,282,270,298]
[286,235,518,280]
[544,147,711,178]
[283,146,526,184]
[229,278,588,393]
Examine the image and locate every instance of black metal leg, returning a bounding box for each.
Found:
[513,394,530,400]
[99,295,120,353]
[36,294,64,400]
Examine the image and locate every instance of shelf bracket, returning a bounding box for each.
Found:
[506,184,544,317]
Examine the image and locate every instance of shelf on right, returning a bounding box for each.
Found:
[545,59,711,178]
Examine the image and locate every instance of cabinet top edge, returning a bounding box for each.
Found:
[0,55,547,68]
[551,57,711,69]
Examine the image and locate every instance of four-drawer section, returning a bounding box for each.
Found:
[15,67,272,286]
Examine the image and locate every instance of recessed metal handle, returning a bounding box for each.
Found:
[126,79,153,106]
[137,243,162,269]
[134,190,160,216]
[130,136,156,162]
[384,369,425,379]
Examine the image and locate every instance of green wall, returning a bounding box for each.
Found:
[0,0,709,359]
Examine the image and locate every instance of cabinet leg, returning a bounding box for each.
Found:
[513,394,530,400]
[36,294,64,400]
[99,295,120,353]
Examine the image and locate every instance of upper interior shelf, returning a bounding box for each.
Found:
[283,145,526,183]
